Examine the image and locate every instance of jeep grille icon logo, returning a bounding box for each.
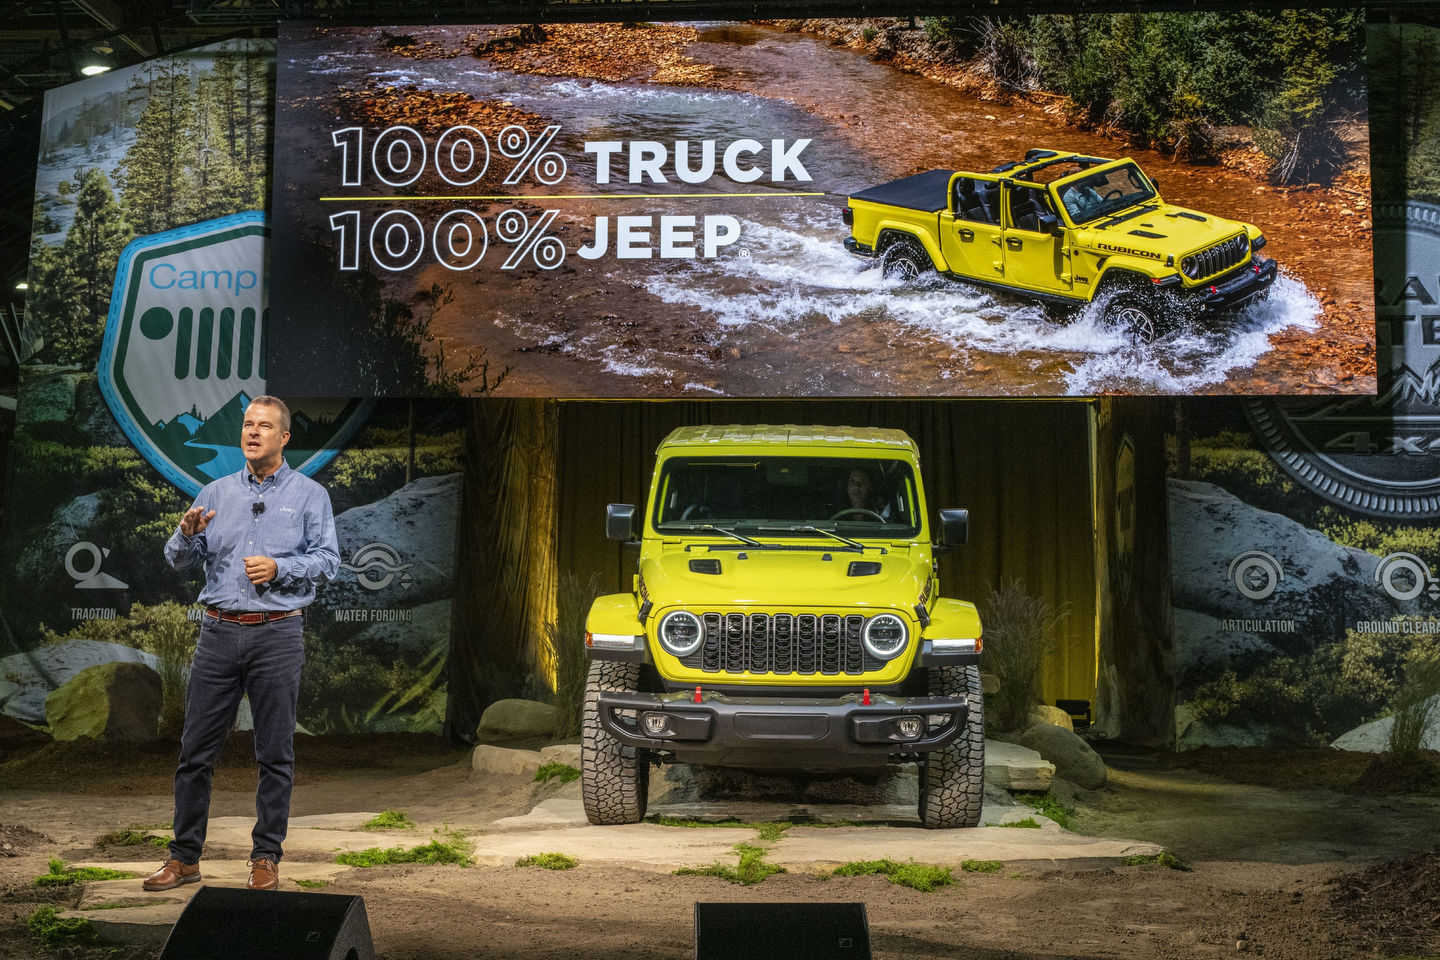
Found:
[98,212,370,496]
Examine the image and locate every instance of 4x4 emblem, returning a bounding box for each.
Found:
[98,212,369,496]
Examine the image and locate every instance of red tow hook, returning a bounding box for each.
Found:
[862,688,871,706]
[693,685,703,703]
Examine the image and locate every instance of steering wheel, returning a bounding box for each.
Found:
[1103,188,1123,200]
[829,508,886,522]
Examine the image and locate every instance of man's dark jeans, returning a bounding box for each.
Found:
[169,613,305,864]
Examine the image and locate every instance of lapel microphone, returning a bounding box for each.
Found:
[252,501,265,516]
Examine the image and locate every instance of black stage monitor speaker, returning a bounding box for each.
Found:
[158,885,374,960]
[694,902,871,960]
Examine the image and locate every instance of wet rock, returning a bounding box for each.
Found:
[45,661,162,742]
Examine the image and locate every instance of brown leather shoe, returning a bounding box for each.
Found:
[142,858,200,891]
[247,857,279,891]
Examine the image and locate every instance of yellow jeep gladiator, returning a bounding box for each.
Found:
[843,148,1278,342]
[582,424,984,828]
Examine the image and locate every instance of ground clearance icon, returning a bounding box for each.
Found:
[98,212,370,496]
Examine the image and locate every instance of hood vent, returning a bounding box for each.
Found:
[1166,210,1207,222]
[689,558,722,575]
[1128,229,1164,238]
[847,561,882,577]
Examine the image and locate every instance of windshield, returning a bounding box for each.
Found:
[1057,162,1155,224]
[653,456,921,537]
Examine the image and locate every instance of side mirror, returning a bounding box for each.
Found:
[606,503,638,542]
[936,508,969,552]
[1037,211,1059,235]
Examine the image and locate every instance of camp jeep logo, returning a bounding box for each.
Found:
[98,211,369,496]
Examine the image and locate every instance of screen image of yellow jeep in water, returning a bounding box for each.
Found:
[843,148,1278,343]
[582,425,984,828]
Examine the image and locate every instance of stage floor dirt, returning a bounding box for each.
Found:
[1,734,1437,959]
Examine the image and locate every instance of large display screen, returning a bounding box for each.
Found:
[267,15,1373,398]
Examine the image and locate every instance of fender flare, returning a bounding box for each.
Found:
[875,226,947,272]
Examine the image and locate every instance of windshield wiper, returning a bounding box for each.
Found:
[670,523,762,546]
[756,525,867,550]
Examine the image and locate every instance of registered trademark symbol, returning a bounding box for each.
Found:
[739,248,751,258]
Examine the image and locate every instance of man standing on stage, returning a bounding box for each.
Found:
[144,395,339,893]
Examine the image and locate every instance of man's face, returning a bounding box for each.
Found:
[242,402,289,464]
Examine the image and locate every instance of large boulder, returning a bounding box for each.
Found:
[45,661,162,742]
[1018,723,1107,789]
[0,640,161,723]
[1331,696,1440,753]
[475,699,557,744]
[14,493,104,584]
[1168,479,1392,649]
[323,474,461,611]
[983,740,1055,791]
[16,366,84,427]
[1173,608,1280,686]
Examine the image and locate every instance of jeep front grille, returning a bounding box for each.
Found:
[1181,233,1250,281]
[678,612,886,676]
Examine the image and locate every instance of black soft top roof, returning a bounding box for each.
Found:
[850,169,955,213]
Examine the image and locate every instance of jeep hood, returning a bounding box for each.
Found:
[1078,202,1249,261]
[640,545,928,612]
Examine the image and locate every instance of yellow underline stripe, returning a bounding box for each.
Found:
[318,192,828,201]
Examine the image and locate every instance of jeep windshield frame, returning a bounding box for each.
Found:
[651,455,921,539]
[1055,160,1156,226]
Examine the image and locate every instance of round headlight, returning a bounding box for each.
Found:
[862,613,908,659]
[658,611,704,657]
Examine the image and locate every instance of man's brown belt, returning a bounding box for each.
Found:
[204,608,303,625]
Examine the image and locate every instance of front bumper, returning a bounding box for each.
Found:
[1195,256,1278,311]
[596,688,968,767]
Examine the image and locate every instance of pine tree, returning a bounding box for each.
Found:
[40,167,132,365]
[117,57,198,235]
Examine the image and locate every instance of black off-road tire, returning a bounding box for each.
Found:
[581,659,649,825]
[880,237,932,283]
[1104,289,1163,345]
[918,664,985,828]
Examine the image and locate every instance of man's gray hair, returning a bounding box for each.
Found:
[248,395,291,432]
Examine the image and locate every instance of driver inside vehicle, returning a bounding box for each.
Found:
[1061,182,1104,221]
[842,467,889,521]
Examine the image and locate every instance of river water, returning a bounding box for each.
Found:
[286,23,1365,397]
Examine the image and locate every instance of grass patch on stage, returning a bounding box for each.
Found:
[516,852,578,870]
[1012,790,1077,829]
[832,858,954,892]
[961,859,1003,873]
[1123,851,1192,871]
[646,815,791,841]
[992,817,1041,829]
[33,858,138,886]
[534,762,580,783]
[336,837,472,868]
[676,842,786,885]
[294,879,331,889]
[95,826,170,850]
[27,907,99,947]
[361,810,417,831]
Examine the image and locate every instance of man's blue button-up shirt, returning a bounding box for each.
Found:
[164,460,340,612]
